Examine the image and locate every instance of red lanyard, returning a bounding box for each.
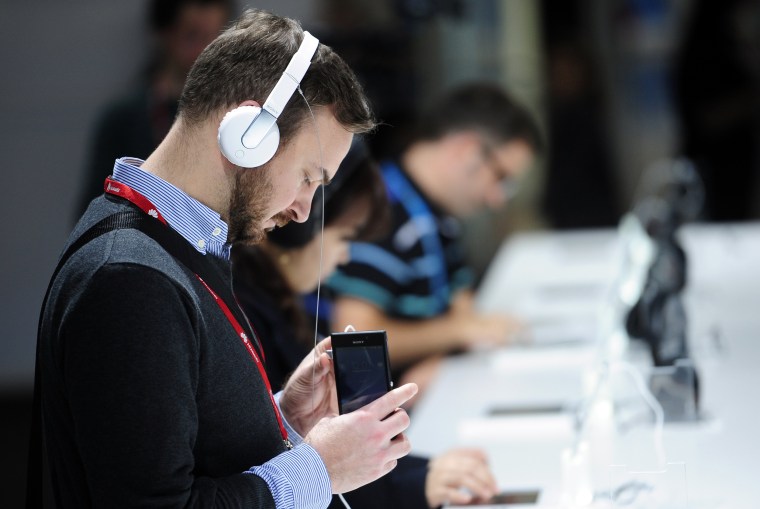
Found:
[104,178,168,225]
[103,177,291,448]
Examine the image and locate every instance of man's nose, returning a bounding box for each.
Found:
[291,187,317,223]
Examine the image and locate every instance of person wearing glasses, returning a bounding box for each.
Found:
[327,83,542,395]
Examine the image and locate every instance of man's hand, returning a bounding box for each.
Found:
[279,337,336,436]
[450,292,524,349]
[454,312,523,349]
[425,448,498,507]
[304,383,418,494]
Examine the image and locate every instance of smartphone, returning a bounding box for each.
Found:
[487,490,539,504]
[331,330,393,414]
[487,404,565,417]
[465,490,540,505]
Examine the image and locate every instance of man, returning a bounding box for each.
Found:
[37,9,416,508]
[328,83,542,389]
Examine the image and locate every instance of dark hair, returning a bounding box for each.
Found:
[413,82,543,152]
[231,243,310,346]
[148,0,235,32]
[179,9,376,143]
[321,145,389,242]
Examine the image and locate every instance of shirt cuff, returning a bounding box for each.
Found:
[246,443,332,509]
[274,391,303,447]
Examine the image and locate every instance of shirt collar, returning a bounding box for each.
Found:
[382,159,451,220]
[111,158,231,260]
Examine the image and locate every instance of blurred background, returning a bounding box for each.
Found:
[1,0,758,506]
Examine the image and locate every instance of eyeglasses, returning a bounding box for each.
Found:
[479,143,521,199]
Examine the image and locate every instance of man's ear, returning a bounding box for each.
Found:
[238,100,261,108]
[214,100,261,125]
[217,99,282,169]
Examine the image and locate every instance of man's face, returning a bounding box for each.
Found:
[227,107,354,246]
[449,138,535,216]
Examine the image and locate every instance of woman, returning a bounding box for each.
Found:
[233,140,498,508]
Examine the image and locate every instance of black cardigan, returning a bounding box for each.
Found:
[39,197,300,508]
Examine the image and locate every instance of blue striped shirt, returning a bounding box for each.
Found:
[328,161,473,319]
[109,158,332,509]
[112,158,231,260]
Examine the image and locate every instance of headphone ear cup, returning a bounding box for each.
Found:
[218,105,280,168]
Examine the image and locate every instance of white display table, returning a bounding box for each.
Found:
[407,223,760,508]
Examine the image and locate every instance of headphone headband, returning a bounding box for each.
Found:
[219,31,320,168]
[264,31,319,118]
[241,31,319,150]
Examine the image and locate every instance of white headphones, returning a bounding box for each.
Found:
[218,31,320,168]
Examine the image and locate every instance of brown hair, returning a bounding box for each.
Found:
[320,143,389,243]
[179,8,375,142]
[413,82,543,153]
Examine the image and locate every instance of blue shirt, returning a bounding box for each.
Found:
[328,160,473,319]
[112,158,231,259]
[110,158,332,509]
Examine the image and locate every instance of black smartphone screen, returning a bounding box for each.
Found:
[331,330,392,414]
[487,404,565,417]
[466,490,540,505]
[488,490,539,504]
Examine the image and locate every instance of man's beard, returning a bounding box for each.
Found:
[227,167,294,246]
